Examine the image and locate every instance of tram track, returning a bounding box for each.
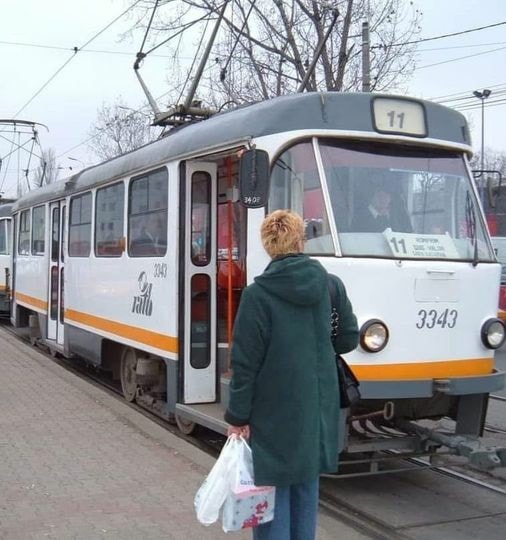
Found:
[2,322,505,540]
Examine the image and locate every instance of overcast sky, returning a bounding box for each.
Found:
[1,0,505,198]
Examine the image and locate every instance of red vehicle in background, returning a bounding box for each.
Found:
[474,170,506,317]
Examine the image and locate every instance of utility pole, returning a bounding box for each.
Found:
[362,21,371,92]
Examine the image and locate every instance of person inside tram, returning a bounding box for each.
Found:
[352,187,412,233]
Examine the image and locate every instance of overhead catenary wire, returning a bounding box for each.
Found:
[13,0,143,118]
[0,39,197,60]
[372,20,506,50]
[416,44,506,71]
[435,88,506,104]
[430,82,506,101]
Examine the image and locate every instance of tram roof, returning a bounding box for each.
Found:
[0,203,14,218]
[13,92,470,211]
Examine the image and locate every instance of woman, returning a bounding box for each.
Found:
[225,209,358,540]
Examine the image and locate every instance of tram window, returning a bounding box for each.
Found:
[0,220,7,255]
[18,210,31,255]
[316,139,494,261]
[191,172,212,266]
[32,205,46,256]
[51,208,59,262]
[95,182,125,257]
[69,192,92,257]
[6,220,11,255]
[128,169,168,257]
[190,274,211,369]
[270,141,334,254]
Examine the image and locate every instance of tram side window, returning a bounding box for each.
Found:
[0,220,7,255]
[18,210,31,255]
[191,172,212,265]
[96,182,125,257]
[269,141,334,254]
[69,192,92,257]
[128,168,168,257]
[32,205,46,255]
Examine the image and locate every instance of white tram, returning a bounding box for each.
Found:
[0,203,13,314]
[11,93,506,465]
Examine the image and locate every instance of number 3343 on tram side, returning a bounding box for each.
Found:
[10,92,506,468]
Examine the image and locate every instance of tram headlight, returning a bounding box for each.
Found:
[360,319,389,353]
[481,318,506,349]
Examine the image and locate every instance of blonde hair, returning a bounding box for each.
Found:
[261,210,305,258]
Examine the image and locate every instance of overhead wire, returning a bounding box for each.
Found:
[416,44,506,70]
[430,82,506,101]
[418,40,506,52]
[13,0,143,118]
[372,20,506,49]
[0,39,200,60]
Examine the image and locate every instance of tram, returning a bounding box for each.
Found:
[10,92,506,465]
[0,203,13,314]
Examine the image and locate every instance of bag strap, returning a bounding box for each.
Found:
[328,275,360,389]
[328,276,339,348]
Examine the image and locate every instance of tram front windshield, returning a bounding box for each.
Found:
[269,139,494,261]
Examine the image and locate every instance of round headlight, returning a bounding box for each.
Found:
[360,319,389,352]
[481,318,506,349]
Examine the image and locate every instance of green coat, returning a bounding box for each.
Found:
[225,254,358,486]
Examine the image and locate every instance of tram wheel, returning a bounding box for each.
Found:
[120,348,138,402]
[175,414,196,435]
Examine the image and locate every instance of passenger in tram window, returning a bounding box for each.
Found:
[352,187,412,233]
[225,209,358,540]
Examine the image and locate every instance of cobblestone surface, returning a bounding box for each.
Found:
[0,327,363,540]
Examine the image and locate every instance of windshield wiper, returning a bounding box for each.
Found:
[465,191,479,267]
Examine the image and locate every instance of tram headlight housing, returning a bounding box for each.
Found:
[360,319,389,353]
[481,318,506,349]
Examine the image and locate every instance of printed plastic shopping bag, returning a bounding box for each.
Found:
[222,438,275,532]
[194,436,238,525]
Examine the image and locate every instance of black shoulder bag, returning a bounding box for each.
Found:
[328,278,361,408]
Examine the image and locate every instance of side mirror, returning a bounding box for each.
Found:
[239,148,270,208]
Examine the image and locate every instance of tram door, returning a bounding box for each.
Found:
[47,201,65,345]
[182,162,218,403]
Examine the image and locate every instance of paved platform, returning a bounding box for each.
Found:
[0,327,366,540]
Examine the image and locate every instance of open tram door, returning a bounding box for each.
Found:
[47,200,65,350]
[176,154,248,433]
[180,162,218,407]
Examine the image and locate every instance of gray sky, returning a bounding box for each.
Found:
[1,0,505,198]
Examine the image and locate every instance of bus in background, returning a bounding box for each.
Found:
[474,170,506,318]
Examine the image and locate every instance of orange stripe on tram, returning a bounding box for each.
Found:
[65,309,178,354]
[351,358,495,381]
[15,292,48,311]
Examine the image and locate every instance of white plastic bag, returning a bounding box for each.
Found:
[194,436,238,525]
[222,438,275,532]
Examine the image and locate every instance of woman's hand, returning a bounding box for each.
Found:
[227,424,250,439]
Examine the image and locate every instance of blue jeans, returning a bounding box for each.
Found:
[252,477,319,540]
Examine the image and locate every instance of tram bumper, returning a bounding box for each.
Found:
[358,369,505,399]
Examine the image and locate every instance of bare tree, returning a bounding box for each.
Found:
[88,97,161,161]
[32,148,59,188]
[132,0,422,107]
[470,149,506,177]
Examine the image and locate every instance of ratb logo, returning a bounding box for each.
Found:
[132,271,153,316]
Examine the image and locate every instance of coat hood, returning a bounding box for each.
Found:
[254,254,328,306]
